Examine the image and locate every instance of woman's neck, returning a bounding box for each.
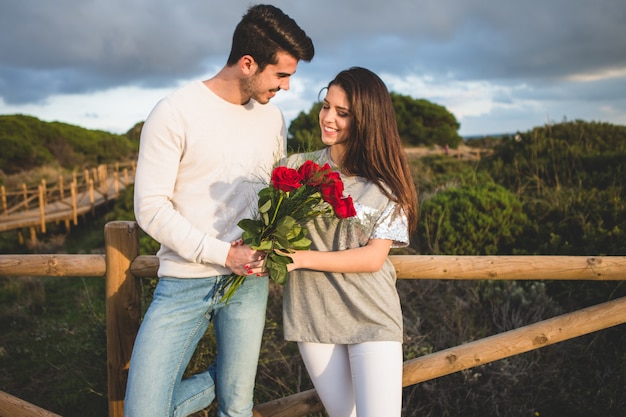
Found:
[328,146,346,171]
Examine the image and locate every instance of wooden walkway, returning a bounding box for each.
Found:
[0,163,134,238]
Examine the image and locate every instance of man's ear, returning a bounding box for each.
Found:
[240,55,258,76]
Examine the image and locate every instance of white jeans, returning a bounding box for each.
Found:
[298,341,403,417]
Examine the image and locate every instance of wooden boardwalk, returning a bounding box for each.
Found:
[0,163,135,238]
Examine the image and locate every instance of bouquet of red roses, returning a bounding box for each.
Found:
[221,159,356,303]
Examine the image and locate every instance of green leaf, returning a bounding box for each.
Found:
[275,216,297,235]
[238,218,262,234]
[273,233,291,249]
[289,236,312,250]
[270,251,293,265]
[220,274,247,304]
[255,239,274,251]
[267,252,292,285]
[285,224,303,240]
[258,186,275,199]
[259,198,272,214]
[241,230,261,246]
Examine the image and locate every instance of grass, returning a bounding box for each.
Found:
[0,275,108,415]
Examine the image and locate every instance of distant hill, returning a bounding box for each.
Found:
[0,114,142,175]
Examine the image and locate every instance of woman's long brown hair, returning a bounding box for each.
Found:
[327,67,418,234]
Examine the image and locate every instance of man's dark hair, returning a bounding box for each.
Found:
[227,4,314,70]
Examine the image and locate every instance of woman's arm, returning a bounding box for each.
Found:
[292,238,393,273]
[247,239,393,275]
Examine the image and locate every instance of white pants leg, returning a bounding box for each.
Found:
[298,341,402,417]
[349,341,403,417]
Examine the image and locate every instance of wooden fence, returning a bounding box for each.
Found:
[0,220,625,417]
[0,162,135,241]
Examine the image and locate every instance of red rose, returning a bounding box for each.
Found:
[319,181,343,207]
[333,196,357,219]
[298,160,322,183]
[318,171,344,200]
[271,166,303,192]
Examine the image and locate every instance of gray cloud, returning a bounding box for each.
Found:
[0,0,625,134]
[0,0,240,103]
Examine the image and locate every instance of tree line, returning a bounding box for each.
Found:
[287,92,463,152]
[0,114,140,177]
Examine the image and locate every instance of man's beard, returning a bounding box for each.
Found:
[241,74,274,104]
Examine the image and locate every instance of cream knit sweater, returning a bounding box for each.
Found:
[134,81,286,278]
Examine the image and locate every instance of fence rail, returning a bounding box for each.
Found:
[1,220,625,417]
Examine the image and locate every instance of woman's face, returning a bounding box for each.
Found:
[319,84,352,150]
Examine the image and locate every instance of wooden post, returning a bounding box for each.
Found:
[41,179,47,206]
[71,182,78,225]
[29,226,37,246]
[89,179,95,214]
[22,183,28,211]
[114,171,120,195]
[1,185,6,215]
[104,221,142,417]
[100,165,109,200]
[38,185,46,234]
[59,175,65,200]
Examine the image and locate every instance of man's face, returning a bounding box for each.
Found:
[242,51,298,104]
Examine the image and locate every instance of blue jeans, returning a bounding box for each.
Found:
[124,275,269,417]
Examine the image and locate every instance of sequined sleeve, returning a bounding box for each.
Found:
[372,203,410,247]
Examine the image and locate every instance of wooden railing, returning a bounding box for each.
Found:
[1,220,625,417]
[0,162,135,240]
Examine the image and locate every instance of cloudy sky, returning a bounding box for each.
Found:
[1,0,625,137]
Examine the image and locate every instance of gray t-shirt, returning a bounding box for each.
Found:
[282,149,409,344]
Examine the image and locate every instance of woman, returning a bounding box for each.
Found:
[257,67,418,416]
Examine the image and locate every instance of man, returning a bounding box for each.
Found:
[125,5,314,416]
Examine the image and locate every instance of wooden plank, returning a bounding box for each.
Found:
[253,389,323,417]
[129,255,626,281]
[402,296,626,385]
[0,254,106,276]
[391,255,626,280]
[0,391,63,417]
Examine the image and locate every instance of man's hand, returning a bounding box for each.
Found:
[224,240,264,276]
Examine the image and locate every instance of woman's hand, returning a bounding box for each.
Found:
[229,239,268,276]
[243,249,301,276]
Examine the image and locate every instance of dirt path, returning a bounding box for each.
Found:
[405,144,491,160]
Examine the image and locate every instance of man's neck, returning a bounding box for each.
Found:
[203,67,249,105]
